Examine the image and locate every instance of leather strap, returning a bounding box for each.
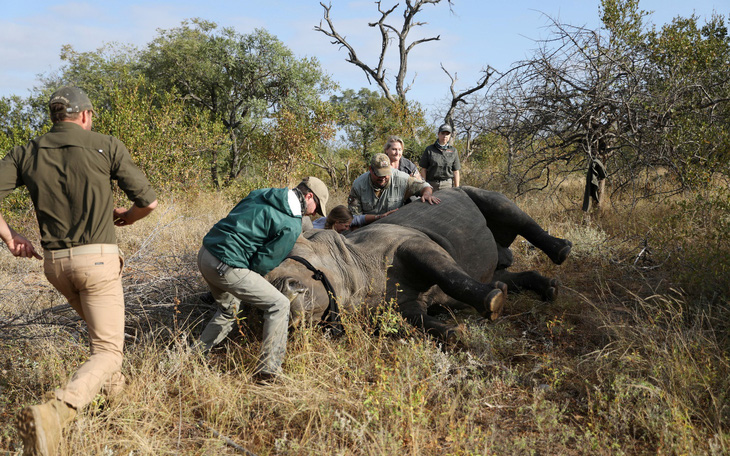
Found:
[286,255,344,337]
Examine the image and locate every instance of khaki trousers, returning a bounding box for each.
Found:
[197,246,290,376]
[43,244,126,409]
[428,179,453,191]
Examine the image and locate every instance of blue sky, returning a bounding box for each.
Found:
[1,0,724,114]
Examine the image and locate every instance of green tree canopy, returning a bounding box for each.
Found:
[141,19,337,186]
[0,95,49,153]
[7,41,227,193]
[330,88,426,166]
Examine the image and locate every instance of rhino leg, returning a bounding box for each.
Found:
[387,285,506,341]
[460,186,572,265]
[394,294,462,341]
[390,239,506,322]
[493,269,560,302]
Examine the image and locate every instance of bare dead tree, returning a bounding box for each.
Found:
[474,7,730,205]
[309,151,353,191]
[465,19,630,200]
[441,64,494,126]
[440,64,494,158]
[471,69,533,175]
[315,1,452,102]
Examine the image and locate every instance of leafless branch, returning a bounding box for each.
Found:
[315,1,446,102]
[441,64,494,126]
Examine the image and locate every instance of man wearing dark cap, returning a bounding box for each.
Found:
[348,153,440,227]
[419,123,461,190]
[196,176,329,381]
[0,86,157,455]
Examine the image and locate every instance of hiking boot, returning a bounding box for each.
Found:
[17,399,77,456]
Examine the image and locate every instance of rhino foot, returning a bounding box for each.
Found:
[486,287,506,321]
[550,239,572,265]
[443,326,465,344]
[543,287,558,302]
[542,279,560,301]
[497,281,508,295]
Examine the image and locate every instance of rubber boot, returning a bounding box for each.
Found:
[17,399,77,456]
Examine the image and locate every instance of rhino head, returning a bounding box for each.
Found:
[267,258,332,327]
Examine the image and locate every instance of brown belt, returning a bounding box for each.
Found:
[429,179,453,189]
[44,244,120,260]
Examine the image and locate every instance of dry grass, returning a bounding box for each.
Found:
[1,181,729,455]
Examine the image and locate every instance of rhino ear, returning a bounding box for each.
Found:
[284,278,311,328]
[282,278,307,300]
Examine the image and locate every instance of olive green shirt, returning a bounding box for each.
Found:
[0,122,157,250]
[419,142,461,182]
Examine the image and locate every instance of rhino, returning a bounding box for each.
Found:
[266,186,572,339]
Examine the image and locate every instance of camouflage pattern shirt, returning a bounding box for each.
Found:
[348,169,431,216]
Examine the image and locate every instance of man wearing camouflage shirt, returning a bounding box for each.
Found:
[348,153,440,227]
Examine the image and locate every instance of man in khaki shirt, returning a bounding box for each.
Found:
[0,86,157,456]
[348,153,440,227]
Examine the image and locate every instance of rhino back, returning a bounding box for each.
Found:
[366,187,498,280]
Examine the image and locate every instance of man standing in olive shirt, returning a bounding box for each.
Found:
[0,86,157,455]
[419,123,461,190]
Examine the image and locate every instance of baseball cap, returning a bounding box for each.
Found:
[438,124,453,133]
[49,86,94,113]
[300,176,329,216]
[370,153,392,177]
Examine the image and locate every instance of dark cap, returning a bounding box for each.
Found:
[49,86,94,113]
[438,123,453,133]
[299,176,329,216]
[370,153,392,177]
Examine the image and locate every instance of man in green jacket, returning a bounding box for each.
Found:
[0,86,157,456]
[197,177,329,381]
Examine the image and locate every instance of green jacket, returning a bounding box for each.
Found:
[0,122,157,250]
[203,188,302,275]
